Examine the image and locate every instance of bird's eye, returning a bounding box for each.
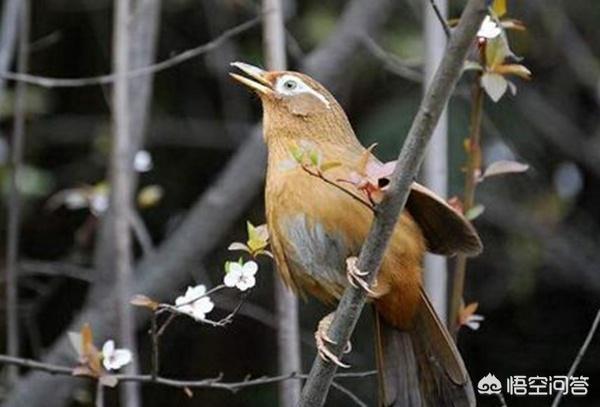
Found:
[283,79,297,90]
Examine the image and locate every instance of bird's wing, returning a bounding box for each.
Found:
[406,182,483,256]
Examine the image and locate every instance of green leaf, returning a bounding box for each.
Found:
[290,146,304,163]
[320,161,342,172]
[465,204,485,220]
[485,36,510,69]
[308,148,322,167]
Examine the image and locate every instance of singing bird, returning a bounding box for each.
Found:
[230,62,482,406]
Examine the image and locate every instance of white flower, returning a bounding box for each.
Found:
[464,314,485,331]
[134,150,153,172]
[477,16,502,39]
[90,192,109,215]
[101,340,132,371]
[224,260,258,291]
[175,285,215,320]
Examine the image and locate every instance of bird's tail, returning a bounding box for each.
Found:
[374,290,475,407]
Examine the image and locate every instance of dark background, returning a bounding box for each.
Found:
[0,0,599,406]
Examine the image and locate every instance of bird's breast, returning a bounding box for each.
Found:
[265,159,367,302]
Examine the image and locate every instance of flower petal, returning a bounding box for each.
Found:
[102,340,115,357]
[224,269,242,287]
[243,261,258,276]
[228,262,243,274]
[112,349,132,368]
[237,276,256,291]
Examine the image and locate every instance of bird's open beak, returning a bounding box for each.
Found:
[229,62,273,95]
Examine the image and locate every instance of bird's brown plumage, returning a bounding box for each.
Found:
[231,62,481,406]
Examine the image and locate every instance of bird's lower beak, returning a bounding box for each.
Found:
[229,62,273,95]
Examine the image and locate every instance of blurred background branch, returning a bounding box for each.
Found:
[0,0,599,405]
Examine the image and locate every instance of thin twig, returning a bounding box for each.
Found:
[428,0,451,38]
[330,381,368,407]
[18,260,93,282]
[301,166,374,212]
[129,210,154,256]
[449,44,485,336]
[0,353,374,396]
[150,313,159,380]
[551,309,600,407]
[0,17,260,88]
[361,37,422,83]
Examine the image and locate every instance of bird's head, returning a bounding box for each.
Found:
[230,62,356,146]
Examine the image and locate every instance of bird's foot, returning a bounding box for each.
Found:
[346,257,377,296]
[315,313,351,368]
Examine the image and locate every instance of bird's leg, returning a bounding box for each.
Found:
[315,312,352,368]
[346,257,377,296]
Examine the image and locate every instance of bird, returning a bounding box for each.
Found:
[230,61,483,406]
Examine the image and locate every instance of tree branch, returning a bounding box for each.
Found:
[298,1,486,405]
[262,1,302,403]
[0,17,260,88]
[0,353,373,406]
[110,0,140,405]
[4,0,29,384]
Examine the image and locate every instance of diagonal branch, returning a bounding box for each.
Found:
[0,17,260,88]
[550,309,600,407]
[298,1,487,405]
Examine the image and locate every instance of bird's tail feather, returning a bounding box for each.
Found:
[374,291,475,407]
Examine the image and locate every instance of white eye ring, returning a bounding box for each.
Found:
[275,74,331,108]
[283,79,297,90]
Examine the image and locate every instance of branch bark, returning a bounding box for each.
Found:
[110,0,140,406]
[3,0,394,405]
[422,0,449,323]
[298,1,486,405]
[4,0,29,384]
[0,0,21,98]
[262,0,302,405]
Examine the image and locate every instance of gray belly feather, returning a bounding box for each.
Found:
[282,214,350,290]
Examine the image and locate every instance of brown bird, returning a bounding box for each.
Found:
[231,62,482,406]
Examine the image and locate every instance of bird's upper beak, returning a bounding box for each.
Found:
[229,62,273,95]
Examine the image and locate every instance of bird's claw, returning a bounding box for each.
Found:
[346,257,377,296]
[315,313,351,368]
